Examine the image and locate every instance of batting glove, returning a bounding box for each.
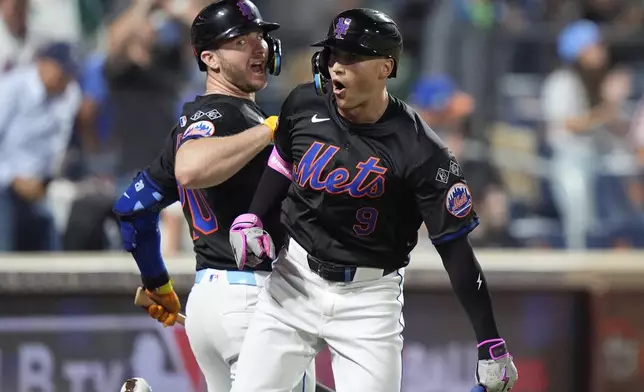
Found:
[144,280,181,327]
[475,339,518,392]
[229,213,275,269]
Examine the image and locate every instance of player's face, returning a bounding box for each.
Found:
[215,30,269,93]
[327,48,391,110]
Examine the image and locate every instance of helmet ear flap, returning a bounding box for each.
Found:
[311,48,330,95]
[265,35,282,76]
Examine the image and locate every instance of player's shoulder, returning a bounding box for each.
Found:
[179,95,236,127]
[287,82,319,101]
[177,94,263,140]
[281,82,323,115]
[390,96,444,145]
[390,96,450,165]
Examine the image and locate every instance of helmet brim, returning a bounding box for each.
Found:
[311,37,381,57]
[256,21,280,33]
[215,21,280,45]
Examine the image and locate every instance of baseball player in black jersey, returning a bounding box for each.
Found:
[112,1,328,391]
[229,8,518,392]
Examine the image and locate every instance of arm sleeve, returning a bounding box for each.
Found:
[409,142,479,244]
[248,89,298,218]
[272,89,297,163]
[249,165,291,220]
[435,236,501,350]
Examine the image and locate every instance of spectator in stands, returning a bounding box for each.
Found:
[540,20,629,249]
[76,51,115,177]
[103,0,189,193]
[420,0,510,137]
[625,99,644,247]
[0,42,81,251]
[411,74,519,247]
[0,0,36,73]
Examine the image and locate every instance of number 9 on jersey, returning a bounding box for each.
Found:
[353,207,378,236]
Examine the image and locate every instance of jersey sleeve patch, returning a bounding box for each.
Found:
[182,120,215,140]
[445,182,473,218]
[191,109,222,121]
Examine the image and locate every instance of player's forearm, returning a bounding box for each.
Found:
[249,163,291,219]
[175,124,272,188]
[435,235,500,347]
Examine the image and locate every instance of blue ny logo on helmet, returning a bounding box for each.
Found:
[334,17,352,39]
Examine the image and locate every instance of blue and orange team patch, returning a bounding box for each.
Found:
[182,120,215,140]
[445,182,473,218]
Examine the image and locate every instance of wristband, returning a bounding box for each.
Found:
[153,280,174,294]
[263,116,279,138]
[141,271,170,292]
[477,338,509,360]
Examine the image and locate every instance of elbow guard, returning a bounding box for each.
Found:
[113,170,175,217]
[113,170,176,252]
[112,172,175,287]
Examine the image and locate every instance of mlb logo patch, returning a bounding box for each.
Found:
[179,116,187,127]
[182,120,215,140]
[445,182,473,218]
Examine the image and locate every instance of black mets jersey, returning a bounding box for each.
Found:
[273,83,479,270]
[147,94,279,272]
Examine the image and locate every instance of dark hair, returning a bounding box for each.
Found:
[572,60,608,107]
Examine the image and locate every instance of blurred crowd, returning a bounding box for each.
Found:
[1,0,644,254]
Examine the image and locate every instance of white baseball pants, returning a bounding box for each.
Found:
[185,268,316,392]
[231,238,406,392]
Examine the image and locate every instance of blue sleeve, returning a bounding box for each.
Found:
[120,212,168,284]
[113,170,177,289]
[81,56,107,103]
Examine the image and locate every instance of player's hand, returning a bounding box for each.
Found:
[475,339,518,392]
[229,213,275,269]
[263,116,278,139]
[144,281,181,327]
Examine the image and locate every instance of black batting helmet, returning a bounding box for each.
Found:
[311,8,403,95]
[191,0,282,75]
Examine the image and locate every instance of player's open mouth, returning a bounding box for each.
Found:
[332,80,346,95]
[250,60,264,74]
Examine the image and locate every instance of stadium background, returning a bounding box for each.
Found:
[1,0,644,391]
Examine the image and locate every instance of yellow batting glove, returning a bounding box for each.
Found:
[263,116,279,139]
[145,280,181,327]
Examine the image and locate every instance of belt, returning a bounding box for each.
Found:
[306,254,397,283]
[195,269,263,286]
